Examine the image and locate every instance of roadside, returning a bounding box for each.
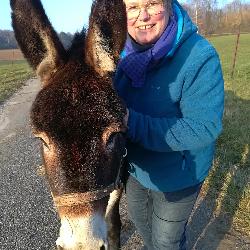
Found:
[0,78,59,249]
[0,59,33,103]
[0,79,249,249]
[0,78,40,135]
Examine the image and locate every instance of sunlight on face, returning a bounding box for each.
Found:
[124,0,170,45]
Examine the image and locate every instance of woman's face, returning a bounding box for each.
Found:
[124,0,169,45]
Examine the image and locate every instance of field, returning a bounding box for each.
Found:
[0,49,33,103]
[0,49,24,61]
[204,33,250,236]
[0,34,249,237]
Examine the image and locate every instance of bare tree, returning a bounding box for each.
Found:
[185,0,218,35]
[182,0,250,35]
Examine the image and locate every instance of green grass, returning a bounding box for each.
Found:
[0,60,34,103]
[205,33,250,235]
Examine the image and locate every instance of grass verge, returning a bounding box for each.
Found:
[0,60,34,103]
[204,33,250,235]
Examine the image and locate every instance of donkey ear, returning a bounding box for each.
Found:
[85,0,127,77]
[10,0,67,85]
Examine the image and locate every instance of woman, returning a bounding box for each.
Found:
[115,0,224,249]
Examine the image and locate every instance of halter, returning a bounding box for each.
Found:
[53,148,127,207]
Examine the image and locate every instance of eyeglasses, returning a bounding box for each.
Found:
[126,0,165,21]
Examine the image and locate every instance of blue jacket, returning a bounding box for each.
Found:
[114,1,224,192]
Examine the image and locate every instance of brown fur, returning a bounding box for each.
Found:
[31,60,126,195]
[11,0,127,249]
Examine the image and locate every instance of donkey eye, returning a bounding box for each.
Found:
[106,132,126,152]
[37,137,50,149]
[106,132,119,146]
[105,132,122,151]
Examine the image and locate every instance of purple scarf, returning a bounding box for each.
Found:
[119,13,178,87]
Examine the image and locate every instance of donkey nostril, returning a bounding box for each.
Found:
[100,245,106,250]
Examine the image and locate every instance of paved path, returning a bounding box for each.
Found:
[0,79,249,250]
[0,79,59,249]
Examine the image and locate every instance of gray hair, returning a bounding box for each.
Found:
[163,0,173,15]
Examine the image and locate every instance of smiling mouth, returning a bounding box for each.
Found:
[137,24,155,30]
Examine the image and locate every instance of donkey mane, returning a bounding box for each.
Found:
[66,29,86,62]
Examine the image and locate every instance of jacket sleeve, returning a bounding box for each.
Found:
[127,49,224,152]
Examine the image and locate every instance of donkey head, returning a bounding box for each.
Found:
[11,0,127,249]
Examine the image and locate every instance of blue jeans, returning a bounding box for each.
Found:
[126,175,202,250]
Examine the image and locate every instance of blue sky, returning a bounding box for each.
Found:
[0,0,242,33]
[0,0,93,33]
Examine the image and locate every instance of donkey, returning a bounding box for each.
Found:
[10,0,128,249]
